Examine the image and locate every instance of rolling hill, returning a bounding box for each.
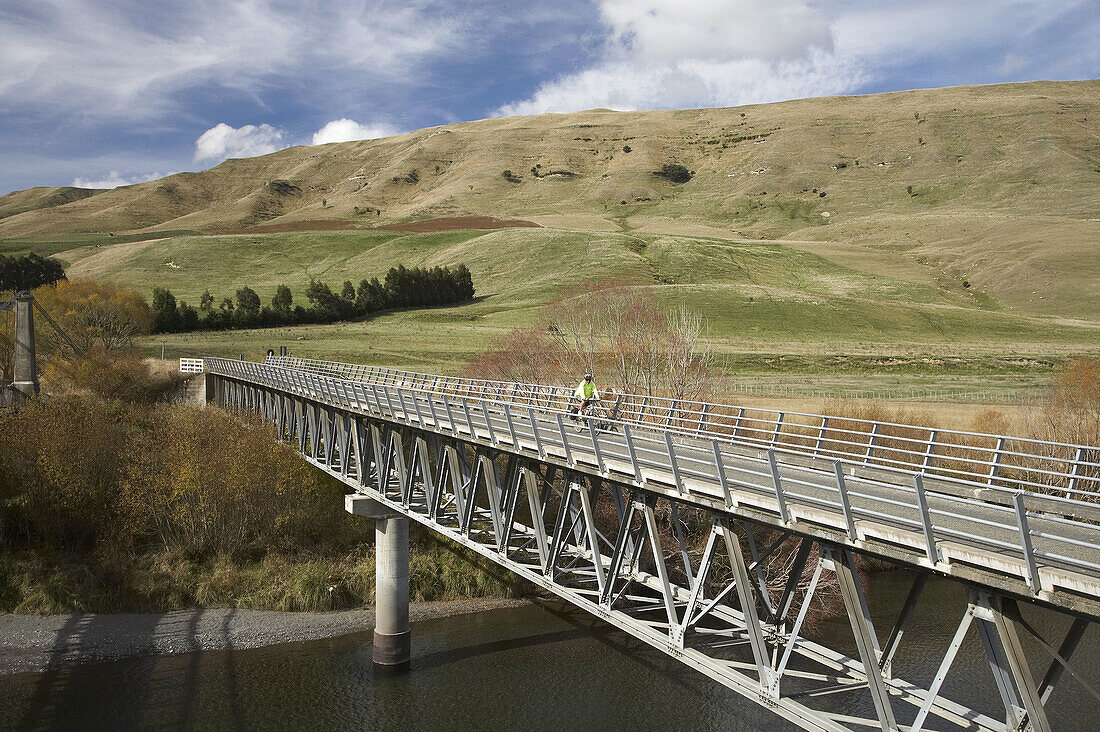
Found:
[2,80,1097,322]
[0,186,104,221]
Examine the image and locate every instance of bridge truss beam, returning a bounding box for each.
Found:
[211,375,1099,732]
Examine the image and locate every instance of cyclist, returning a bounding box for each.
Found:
[572,373,599,421]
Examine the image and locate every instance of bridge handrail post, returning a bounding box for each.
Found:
[382,385,397,418]
[624,425,643,483]
[987,436,1006,483]
[482,399,498,445]
[665,431,685,494]
[589,419,606,475]
[556,413,574,466]
[370,384,385,416]
[864,422,881,463]
[711,439,733,508]
[665,399,679,427]
[396,389,412,423]
[442,393,458,435]
[833,460,857,540]
[732,407,745,440]
[922,430,938,470]
[335,379,351,408]
[814,416,829,456]
[425,388,440,428]
[1066,446,1085,497]
[503,402,518,447]
[528,408,546,459]
[1013,491,1041,594]
[770,412,785,446]
[409,388,426,425]
[352,383,369,412]
[696,403,709,432]
[461,397,475,438]
[767,448,790,523]
[913,474,938,564]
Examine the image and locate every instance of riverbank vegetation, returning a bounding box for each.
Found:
[0,396,522,614]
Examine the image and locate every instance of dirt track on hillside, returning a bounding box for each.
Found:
[227,216,540,235]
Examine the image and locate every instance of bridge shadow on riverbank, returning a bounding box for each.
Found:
[6,608,246,731]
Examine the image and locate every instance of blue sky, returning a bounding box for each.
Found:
[1,0,1096,195]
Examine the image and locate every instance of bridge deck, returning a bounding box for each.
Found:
[200,357,1100,732]
[207,357,1100,618]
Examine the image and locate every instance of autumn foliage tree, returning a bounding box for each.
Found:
[468,283,713,403]
[0,278,175,401]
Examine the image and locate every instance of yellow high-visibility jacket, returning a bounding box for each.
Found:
[575,379,598,401]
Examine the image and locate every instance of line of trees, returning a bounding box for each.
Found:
[0,253,66,291]
[151,264,475,333]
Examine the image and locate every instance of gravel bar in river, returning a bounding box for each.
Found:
[0,598,528,675]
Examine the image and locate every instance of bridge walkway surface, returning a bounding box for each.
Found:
[199,356,1100,732]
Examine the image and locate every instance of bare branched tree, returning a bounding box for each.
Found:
[470,283,714,404]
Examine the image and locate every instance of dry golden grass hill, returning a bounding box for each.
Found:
[0,186,105,221]
[2,80,1097,319]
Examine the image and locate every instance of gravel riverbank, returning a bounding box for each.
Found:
[0,598,528,675]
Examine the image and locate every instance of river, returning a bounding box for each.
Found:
[1,572,1096,731]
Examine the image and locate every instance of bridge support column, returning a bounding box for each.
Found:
[13,292,39,401]
[346,495,410,671]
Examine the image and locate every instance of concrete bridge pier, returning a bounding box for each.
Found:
[13,292,39,401]
[346,495,411,671]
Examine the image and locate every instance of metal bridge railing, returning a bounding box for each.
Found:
[207,356,1100,599]
[263,355,1100,504]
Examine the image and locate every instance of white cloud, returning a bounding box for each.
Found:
[599,0,833,64]
[0,1,463,122]
[71,170,169,189]
[498,0,1100,115]
[498,0,852,115]
[194,123,285,162]
[312,118,399,145]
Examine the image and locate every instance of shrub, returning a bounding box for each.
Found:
[1033,357,1100,449]
[45,346,184,403]
[0,396,135,549]
[266,180,300,195]
[654,163,692,184]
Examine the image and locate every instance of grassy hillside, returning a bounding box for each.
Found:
[0,186,104,221]
[59,227,1094,385]
[2,81,1097,320]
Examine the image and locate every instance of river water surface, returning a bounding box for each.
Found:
[1,572,1096,731]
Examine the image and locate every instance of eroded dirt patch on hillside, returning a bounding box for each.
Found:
[225,220,364,234]
[373,216,540,232]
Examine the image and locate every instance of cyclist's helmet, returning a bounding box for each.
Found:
[585,373,593,380]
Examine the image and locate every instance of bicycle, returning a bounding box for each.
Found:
[571,397,618,433]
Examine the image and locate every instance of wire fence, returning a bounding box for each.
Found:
[722,381,1038,404]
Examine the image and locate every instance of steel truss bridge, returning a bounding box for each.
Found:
[200,355,1100,732]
